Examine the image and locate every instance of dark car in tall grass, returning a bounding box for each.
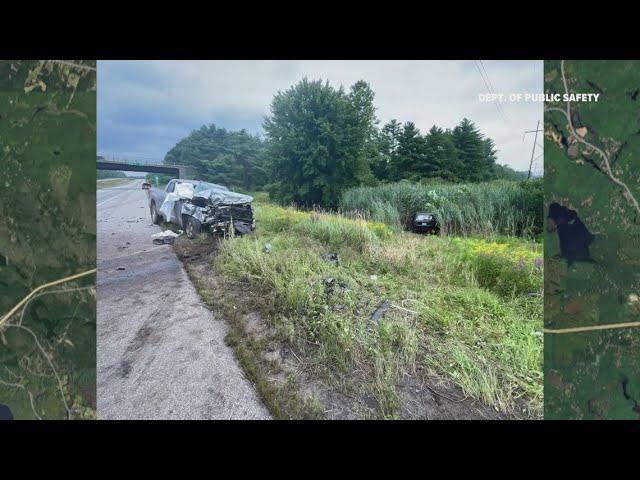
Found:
[412,212,439,234]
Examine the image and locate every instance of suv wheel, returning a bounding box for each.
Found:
[185,216,202,239]
[150,202,161,225]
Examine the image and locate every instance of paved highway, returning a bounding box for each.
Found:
[96,180,269,419]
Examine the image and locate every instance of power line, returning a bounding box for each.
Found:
[474,60,508,126]
[479,60,509,122]
[474,61,495,104]
[478,60,497,93]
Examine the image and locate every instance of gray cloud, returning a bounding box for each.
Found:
[98,60,542,171]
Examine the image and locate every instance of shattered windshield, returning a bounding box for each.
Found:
[195,181,228,192]
[193,185,253,206]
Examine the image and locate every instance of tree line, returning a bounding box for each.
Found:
[164,79,526,207]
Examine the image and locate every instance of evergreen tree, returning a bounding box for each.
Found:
[422,125,458,180]
[481,137,499,180]
[452,118,491,182]
[394,122,426,180]
[374,119,403,181]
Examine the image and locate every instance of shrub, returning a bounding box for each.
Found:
[454,238,543,297]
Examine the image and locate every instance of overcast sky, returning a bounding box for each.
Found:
[98,60,543,172]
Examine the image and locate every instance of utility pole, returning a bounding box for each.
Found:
[524,120,543,179]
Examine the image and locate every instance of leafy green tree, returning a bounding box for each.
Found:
[263,78,374,207]
[164,124,266,190]
[349,80,377,138]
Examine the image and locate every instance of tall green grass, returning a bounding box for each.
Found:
[212,201,543,418]
[340,179,543,238]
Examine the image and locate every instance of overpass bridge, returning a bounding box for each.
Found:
[97,158,192,179]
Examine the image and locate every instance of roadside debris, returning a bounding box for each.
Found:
[321,252,339,265]
[263,243,273,253]
[152,229,184,245]
[323,277,349,295]
[370,300,390,324]
[233,222,252,235]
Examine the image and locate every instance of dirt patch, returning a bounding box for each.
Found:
[397,369,509,420]
[173,235,221,263]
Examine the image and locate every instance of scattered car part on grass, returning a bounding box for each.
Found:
[323,277,349,295]
[148,179,256,240]
[411,212,439,235]
[370,300,391,324]
[321,252,339,265]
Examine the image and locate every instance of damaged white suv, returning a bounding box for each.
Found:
[148,179,256,239]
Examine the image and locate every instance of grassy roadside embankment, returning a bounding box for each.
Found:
[178,194,543,419]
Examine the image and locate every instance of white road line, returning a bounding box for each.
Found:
[97,181,141,208]
[97,189,132,208]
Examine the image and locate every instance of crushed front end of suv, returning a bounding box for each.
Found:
[182,185,255,238]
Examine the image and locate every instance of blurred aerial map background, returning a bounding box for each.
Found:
[0,60,96,419]
[545,60,640,419]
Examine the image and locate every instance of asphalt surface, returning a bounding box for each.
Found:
[97,180,270,419]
